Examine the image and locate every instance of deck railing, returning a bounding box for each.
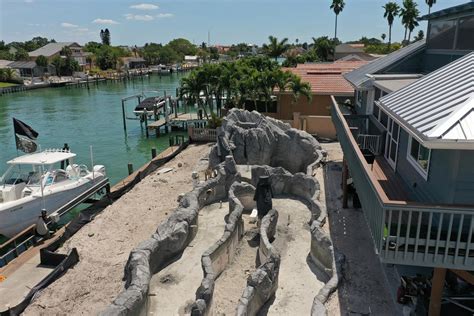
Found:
[357,134,383,155]
[331,97,474,269]
[188,127,217,142]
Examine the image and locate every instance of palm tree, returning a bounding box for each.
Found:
[383,2,400,49]
[407,6,420,42]
[288,74,312,105]
[262,36,289,61]
[312,36,335,61]
[180,73,209,119]
[426,0,436,14]
[400,0,418,43]
[330,0,345,40]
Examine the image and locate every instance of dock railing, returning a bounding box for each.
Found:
[331,96,474,269]
[188,127,217,142]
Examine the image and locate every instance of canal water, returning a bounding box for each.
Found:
[0,73,187,185]
[0,74,188,244]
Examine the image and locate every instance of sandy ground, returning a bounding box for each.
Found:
[320,142,396,316]
[148,202,228,315]
[263,198,325,316]
[211,214,259,315]
[23,144,212,316]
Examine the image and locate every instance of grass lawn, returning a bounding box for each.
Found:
[0,82,18,88]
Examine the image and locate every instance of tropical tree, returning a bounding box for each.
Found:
[381,33,387,42]
[35,55,48,68]
[14,48,28,61]
[400,0,419,43]
[426,0,436,14]
[414,30,425,41]
[262,36,289,61]
[330,0,345,40]
[100,29,111,46]
[0,68,18,82]
[312,36,335,61]
[383,1,400,49]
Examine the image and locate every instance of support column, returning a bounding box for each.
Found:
[293,112,301,130]
[342,157,349,209]
[429,267,446,316]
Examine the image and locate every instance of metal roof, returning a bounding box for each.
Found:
[0,60,13,68]
[8,150,76,165]
[378,52,474,145]
[373,78,420,93]
[420,1,474,20]
[8,60,38,69]
[343,40,426,88]
[28,42,78,57]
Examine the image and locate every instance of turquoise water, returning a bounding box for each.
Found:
[0,73,188,244]
[0,73,187,186]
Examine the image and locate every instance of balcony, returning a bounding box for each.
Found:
[331,97,474,269]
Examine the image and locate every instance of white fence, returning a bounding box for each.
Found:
[188,127,217,142]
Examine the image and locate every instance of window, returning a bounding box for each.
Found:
[428,19,456,49]
[356,90,363,106]
[456,16,474,50]
[379,110,389,128]
[373,103,380,119]
[407,136,431,179]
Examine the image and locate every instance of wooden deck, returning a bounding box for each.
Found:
[147,112,199,130]
[372,157,410,201]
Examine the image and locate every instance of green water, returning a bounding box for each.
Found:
[0,74,188,244]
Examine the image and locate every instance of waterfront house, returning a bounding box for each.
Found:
[332,2,474,314]
[334,43,378,61]
[7,60,46,78]
[265,60,367,139]
[122,57,146,70]
[28,42,89,71]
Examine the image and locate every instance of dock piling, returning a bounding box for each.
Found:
[127,163,134,175]
[151,147,157,159]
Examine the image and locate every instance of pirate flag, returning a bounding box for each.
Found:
[13,118,38,153]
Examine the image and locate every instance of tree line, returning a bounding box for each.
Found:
[180,56,312,118]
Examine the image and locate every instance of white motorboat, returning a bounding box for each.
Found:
[0,149,106,238]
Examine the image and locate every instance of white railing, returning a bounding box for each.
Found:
[188,127,217,142]
[357,134,383,155]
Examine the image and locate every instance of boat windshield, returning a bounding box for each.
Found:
[1,165,40,186]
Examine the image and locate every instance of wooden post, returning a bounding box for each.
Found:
[429,268,446,316]
[121,100,127,132]
[342,157,349,208]
[144,112,149,138]
[127,163,134,175]
[151,147,157,159]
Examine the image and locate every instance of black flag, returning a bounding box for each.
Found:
[13,118,39,153]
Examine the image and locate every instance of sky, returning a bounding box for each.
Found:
[0,0,469,46]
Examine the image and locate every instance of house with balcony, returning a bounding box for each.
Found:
[332,2,474,314]
[28,42,90,71]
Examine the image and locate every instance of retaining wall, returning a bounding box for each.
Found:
[191,182,256,315]
[236,209,280,316]
[249,165,341,316]
[100,156,240,316]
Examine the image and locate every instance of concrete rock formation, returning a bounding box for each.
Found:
[210,109,322,174]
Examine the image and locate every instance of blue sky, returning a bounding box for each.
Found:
[0,0,469,46]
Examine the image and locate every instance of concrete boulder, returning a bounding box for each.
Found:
[210,109,321,173]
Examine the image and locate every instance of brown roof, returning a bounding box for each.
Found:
[283,60,368,95]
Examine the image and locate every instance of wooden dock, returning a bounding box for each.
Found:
[147,112,200,130]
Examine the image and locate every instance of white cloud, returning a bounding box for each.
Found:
[77,28,89,32]
[24,0,34,3]
[124,14,154,21]
[130,3,159,10]
[156,13,174,18]
[92,18,119,25]
[61,22,78,28]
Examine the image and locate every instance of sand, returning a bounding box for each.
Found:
[23,144,212,316]
[147,202,229,315]
[211,214,259,315]
[264,198,325,315]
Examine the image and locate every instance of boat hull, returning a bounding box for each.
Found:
[0,176,104,238]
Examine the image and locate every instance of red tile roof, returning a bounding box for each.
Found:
[284,60,368,95]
